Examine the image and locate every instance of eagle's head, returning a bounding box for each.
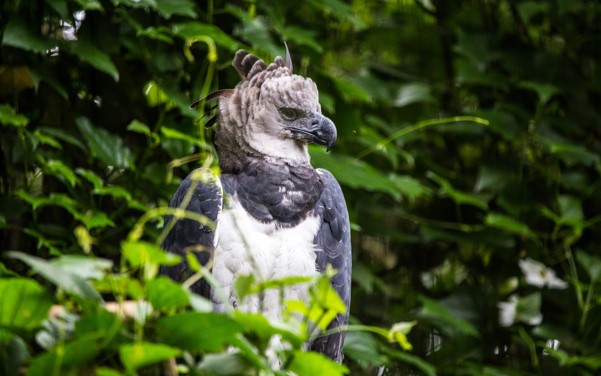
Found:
[213,49,336,169]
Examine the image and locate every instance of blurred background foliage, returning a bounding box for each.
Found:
[1,0,601,375]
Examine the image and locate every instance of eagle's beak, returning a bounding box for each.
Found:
[288,114,337,152]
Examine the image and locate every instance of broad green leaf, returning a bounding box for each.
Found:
[45,160,78,187]
[50,255,112,280]
[122,241,181,280]
[343,331,389,366]
[7,252,103,302]
[515,293,542,326]
[119,342,181,371]
[548,142,600,167]
[388,349,437,376]
[233,311,304,346]
[427,172,488,210]
[388,174,432,202]
[518,81,559,105]
[0,279,53,342]
[66,39,119,81]
[76,117,133,169]
[147,277,190,311]
[288,351,349,375]
[484,213,535,238]
[2,19,53,53]
[417,296,478,337]
[332,76,373,103]
[28,337,101,375]
[155,0,197,18]
[558,195,584,224]
[157,312,244,351]
[172,22,240,50]
[280,26,322,52]
[310,151,401,200]
[576,251,601,281]
[122,241,181,268]
[37,127,86,150]
[95,368,123,376]
[81,211,115,229]
[197,352,255,376]
[161,126,203,147]
[394,83,436,107]
[0,104,29,127]
[33,129,62,149]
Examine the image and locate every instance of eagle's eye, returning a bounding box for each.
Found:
[278,107,305,121]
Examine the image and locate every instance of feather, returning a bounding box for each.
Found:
[284,41,293,73]
[190,89,234,109]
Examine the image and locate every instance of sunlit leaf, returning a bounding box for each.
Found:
[172,22,240,50]
[147,277,190,311]
[7,252,103,302]
[484,213,535,238]
[44,159,78,187]
[157,312,244,351]
[0,278,53,342]
[119,342,181,371]
[0,104,29,127]
[288,351,349,375]
[197,352,255,376]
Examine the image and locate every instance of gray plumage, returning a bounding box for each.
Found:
[161,49,351,363]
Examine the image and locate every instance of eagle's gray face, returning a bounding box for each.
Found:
[216,51,337,164]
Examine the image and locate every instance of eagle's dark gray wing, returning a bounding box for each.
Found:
[160,171,222,298]
[310,168,352,363]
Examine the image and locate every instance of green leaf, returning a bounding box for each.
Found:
[50,256,112,280]
[310,151,401,200]
[427,172,488,210]
[0,279,53,342]
[45,160,78,187]
[172,22,240,50]
[233,311,304,347]
[157,312,244,351]
[76,117,133,169]
[0,104,29,127]
[387,349,437,376]
[280,26,322,52]
[388,174,432,202]
[7,252,103,303]
[37,127,86,150]
[343,331,389,366]
[161,126,203,147]
[417,296,478,337]
[394,83,436,108]
[122,241,181,280]
[197,352,255,376]
[576,251,601,281]
[518,81,560,105]
[484,213,535,238]
[81,211,116,229]
[66,39,119,81]
[2,19,53,53]
[147,277,190,311]
[155,0,197,18]
[119,342,181,371]
[288,351,349,376]
[548,142,600,167]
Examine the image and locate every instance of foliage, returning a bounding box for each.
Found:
[1,0,600,375]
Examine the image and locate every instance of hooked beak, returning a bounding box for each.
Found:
[287,114,337,152]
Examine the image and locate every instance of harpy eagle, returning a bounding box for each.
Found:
[161,49,351,362]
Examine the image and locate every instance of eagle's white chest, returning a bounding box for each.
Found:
[212,197,321,317]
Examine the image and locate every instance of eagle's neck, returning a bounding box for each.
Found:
[220,157,323,227]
